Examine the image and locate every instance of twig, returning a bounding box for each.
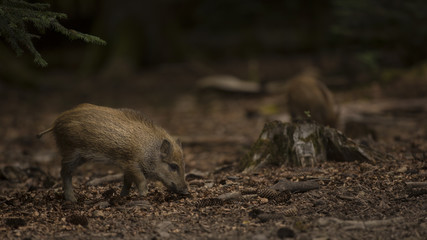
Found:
[272,179,319,193]
[318,217,404,230]
[405,182,427,189]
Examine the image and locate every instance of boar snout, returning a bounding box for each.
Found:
[170,182,189,195]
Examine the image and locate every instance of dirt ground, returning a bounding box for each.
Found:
[1,59,426,239]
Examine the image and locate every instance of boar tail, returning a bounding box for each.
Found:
[36,127,53,139]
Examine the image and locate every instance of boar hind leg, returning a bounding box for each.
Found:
[61,155,85,202]
[121,168,148,197]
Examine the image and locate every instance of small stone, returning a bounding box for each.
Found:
[260,198,269,203]
[92,210,104,217]
[396,166,408,173]
[158,231,170,238]
[252,234,267,240]
[218,191,242,201]
[97,201,110,208]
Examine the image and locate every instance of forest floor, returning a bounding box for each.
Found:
[0,59,426,239]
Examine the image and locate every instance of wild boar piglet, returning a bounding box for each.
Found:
[286,67,338,127]
[38,103,188,202]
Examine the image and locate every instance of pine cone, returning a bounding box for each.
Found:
[195,198,223,208]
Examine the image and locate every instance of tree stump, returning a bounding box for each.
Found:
[240,120,379,171]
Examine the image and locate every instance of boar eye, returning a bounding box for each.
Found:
[169,163,179,172]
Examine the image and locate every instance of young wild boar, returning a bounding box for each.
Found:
[286,67,338,127]
[37,103,188,202]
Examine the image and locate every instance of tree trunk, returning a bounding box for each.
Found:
[240,120,380,172]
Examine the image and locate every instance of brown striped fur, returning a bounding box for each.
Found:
[286,68,338,127]
[38,103,187,202]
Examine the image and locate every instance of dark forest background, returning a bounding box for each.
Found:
[1,0,427,92]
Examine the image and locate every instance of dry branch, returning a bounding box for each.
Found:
[318,217,404,230]
[405,182,427,189]
[197,75,261,94]
[272,179,319,193]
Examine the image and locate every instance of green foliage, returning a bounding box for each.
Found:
[0,0,106,67]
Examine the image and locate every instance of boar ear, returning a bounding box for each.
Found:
[160,139,171,158]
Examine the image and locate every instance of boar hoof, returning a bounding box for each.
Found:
[138,189,148,197]
[65,193,77,202]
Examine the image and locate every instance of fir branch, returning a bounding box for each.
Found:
[0,0,106,67]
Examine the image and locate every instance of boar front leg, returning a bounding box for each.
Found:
[120,173,133,196]
[120,168,148,197]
